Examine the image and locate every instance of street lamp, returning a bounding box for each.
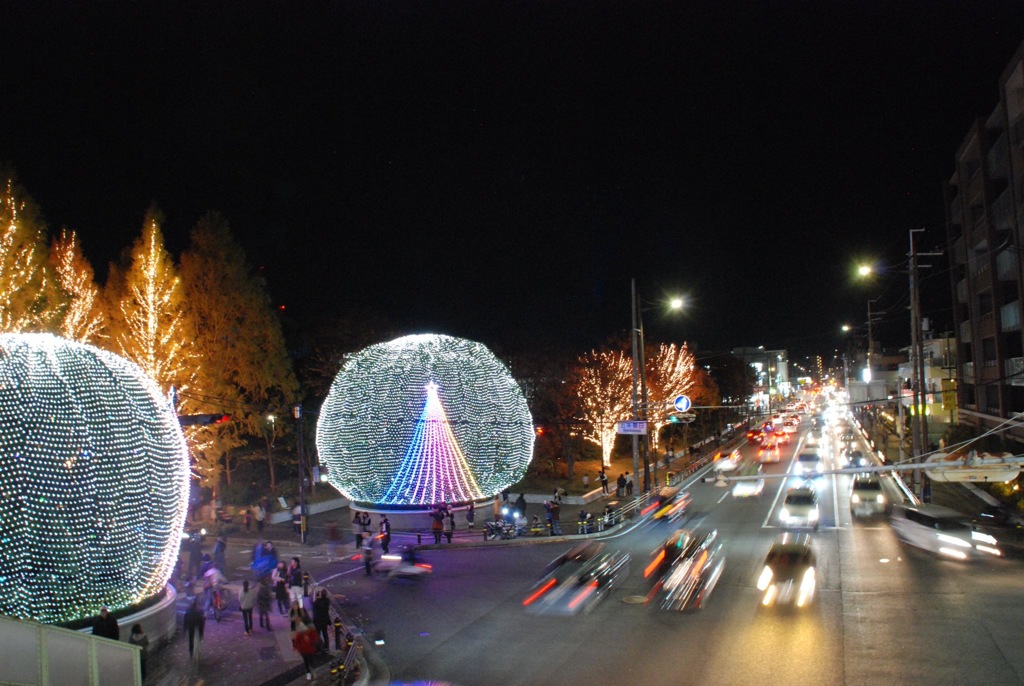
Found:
[631,280,685,494]
[293,404,308,544]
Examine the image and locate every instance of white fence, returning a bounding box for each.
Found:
[0,614,141,686]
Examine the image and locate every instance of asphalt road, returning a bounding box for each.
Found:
[299,418,1024,686]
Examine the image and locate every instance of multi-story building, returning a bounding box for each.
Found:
[945,40,1024,445]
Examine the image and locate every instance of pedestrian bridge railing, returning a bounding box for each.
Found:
[0,614,141,686]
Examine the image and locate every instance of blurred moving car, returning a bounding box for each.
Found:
[757,443,781,464]
[793,450,824,476]
[890,504,1002,560]
[522,541,631,615]
[650,486,692,522]
[780,486,819,530]
[977,504,1013,527]
[733,463,766,497]
[847,449,869,468]
[756,533,816,608]
[649,529,725,611]
[849,474,886,519]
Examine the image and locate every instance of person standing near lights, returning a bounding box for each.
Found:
[379,515,392,554]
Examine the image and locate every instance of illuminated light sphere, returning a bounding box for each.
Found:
[317,334,535,506]
[0,333,190,625]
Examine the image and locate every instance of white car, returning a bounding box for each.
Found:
[793,451,824,476]
[849,475,886,518]
[890,504,1001,560]
[732,464,765,498]
[780,486,819,530]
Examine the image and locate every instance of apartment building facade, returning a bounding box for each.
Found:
[946,40,1024,445]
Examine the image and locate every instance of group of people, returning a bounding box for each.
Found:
[615,472,634,496]
[430,503,456,544]
[351,510,392,554]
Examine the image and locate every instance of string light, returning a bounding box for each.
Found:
[316,334,534,506]
[0,333,190,625]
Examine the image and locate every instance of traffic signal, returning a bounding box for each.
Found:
[668,412,696,424]
[178,413,231,427]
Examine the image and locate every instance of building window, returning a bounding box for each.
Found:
[985,383,1001,413]
[983,337,997,367]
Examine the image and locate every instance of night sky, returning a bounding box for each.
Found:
[2,2,1023,360]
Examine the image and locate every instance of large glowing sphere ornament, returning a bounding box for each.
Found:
[317,334,535,506]
[0,333,190,625]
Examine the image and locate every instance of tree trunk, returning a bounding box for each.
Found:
[224,448,233,486]
[267,448,277,494]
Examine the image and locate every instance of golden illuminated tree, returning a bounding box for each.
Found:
[50,228,105,344]
[0,178,62,333]
[106,208,195,392]
[573,347,633,467]
[645,342,697,450]
[179,212,298,494]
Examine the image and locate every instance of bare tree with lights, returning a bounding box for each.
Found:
[573,347,633,468]
[644,342,698,451]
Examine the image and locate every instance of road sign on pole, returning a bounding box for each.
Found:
[674,395,692,412]
[616,420,648,435]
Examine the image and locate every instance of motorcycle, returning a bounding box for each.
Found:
[485,520,517,540]
[375,546,432,580]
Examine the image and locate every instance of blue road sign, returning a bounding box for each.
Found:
[674,395,692,412]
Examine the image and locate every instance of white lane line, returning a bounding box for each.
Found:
[717,491,730,504]
[316,566,367,583]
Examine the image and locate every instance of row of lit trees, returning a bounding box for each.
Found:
[572,341,717,467]
[0,174,298,496]
[1,170,720,498]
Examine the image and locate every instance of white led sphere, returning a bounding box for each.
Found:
[0,333,190,624]
[317,334,534,505]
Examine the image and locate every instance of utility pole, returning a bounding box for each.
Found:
[630,279,641,500]
[909,228,942,496]
[294,403,308,544]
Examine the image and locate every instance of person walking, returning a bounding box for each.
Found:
[431,509,443,544]
[550,500,561,535]
[254,503,267,534]
[287,557,305,605]
[616,473,626,497]
[128,623,149,680]
[292,616,319,681]
[289,600,303,632]
[184,598,206,662]
[626,472,634,496]
[352,510,364,549]
[379,515,392,554]
[91,606,119,640]
[514,493,527,517]
[257,578,273,631]
[326,520,340,562]
[239,579,257,636]
[312,589,332,650]
[244,508,252,532]
[466,501,475,529]
[272,562,289,615]
[362,542,374,576]
[600,470,609,495]
[212,536,227,572]
[443,510,455,543]
[358,510,371,543]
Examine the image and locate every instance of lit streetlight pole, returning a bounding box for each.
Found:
[630,280,684,495]
[294,404,308,544]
